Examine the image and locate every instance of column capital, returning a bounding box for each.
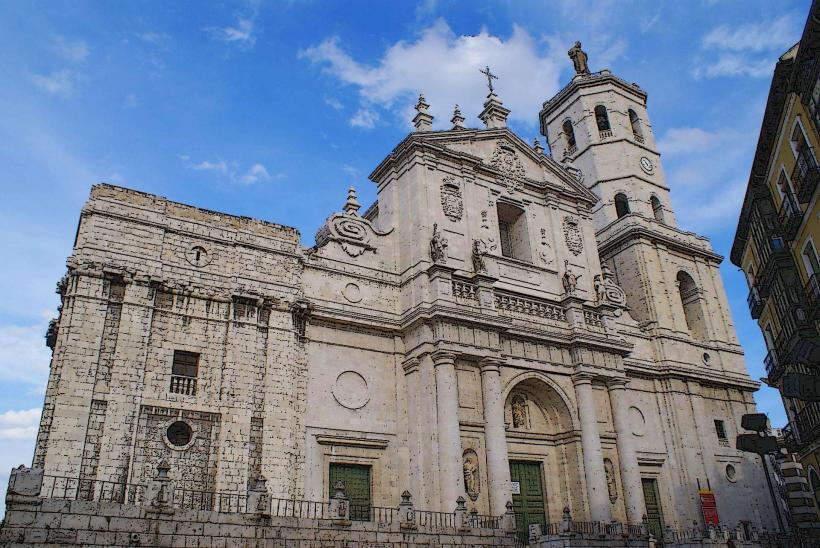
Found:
[431,349,457,366]
[571,372,595,386]
[606,377,629,391]
[479,357,504,373]
[402,357,420,375]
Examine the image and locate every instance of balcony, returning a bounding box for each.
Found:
[747,286,764,319]
[633,134,645,144]
[774,303,820,366]
[792,151,820,204]
[170,375,197,396]
[793,402,820,450]
[755,236,790,299]
[599,129,613,139]
[764,350,785,382]
[807,273,820,320]
[777,192,803,241]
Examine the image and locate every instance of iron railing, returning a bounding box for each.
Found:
[777,191,803,241]
[806,273,820,320]
[792,150,820,204]
[747,285,764,319]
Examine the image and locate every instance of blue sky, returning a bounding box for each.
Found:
[0,0,811,500]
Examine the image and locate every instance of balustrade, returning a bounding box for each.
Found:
[494,292,566,322]
[170,375,197,395]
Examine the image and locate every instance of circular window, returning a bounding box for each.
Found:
[726,464,737,482]
[166,421,193,447]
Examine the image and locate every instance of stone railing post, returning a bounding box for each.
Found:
[641,514,650,538]
[455,496,470,532]
[247,475,270,516]
[399,490,417,531]
[560,506,572,535]
[502,501,517,534]
[472,272,498,312]
[329,480,351,527]
[662,525,673,544]
[146,460,174,513]
[528,523,543,543]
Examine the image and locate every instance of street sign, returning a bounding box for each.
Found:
[740,413,769,432]
[510,481,521,495]
[736,433,778,455]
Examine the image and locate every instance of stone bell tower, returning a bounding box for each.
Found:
[539,43,744,376]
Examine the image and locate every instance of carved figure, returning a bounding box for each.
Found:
[594,274,607,304]
[568,41,590,76]
[538,228,554,267]
[430,223,448,264]
[604,458,618,503]
[463,449,480,501]
[472,239,487,273]
[562,260,582,296]
[511,394,529,429]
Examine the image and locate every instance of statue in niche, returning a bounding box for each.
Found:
[562,260,582,296]
[430,223,448,264]
[463,449,480,501]
[511,394,529,429]
[568,41,590,76]
[472,239,487,273]
[604,458,618,503]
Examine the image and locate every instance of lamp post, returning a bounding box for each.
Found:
[736,413,786,534]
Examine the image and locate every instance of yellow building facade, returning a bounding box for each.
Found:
[731,1,820,530]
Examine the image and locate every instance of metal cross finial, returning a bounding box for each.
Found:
[480,65,498,94]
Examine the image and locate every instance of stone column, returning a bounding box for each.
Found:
[572,373,611,522]
[480,358,511,515]
[607,379,646,524]
[433,350,465,510]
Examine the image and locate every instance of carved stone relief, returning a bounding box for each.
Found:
[490,143,526,194]
[562,260,582,296]
[463,449,480,501]
[538,228,554,267]
[604,458,618,503]
[430,223,448,264]
[511,394,529,429]
[440,176,464,222]
[594,264,627,312]
[562,216,584,256]
[472,239,487,273]
[342,282,362,303]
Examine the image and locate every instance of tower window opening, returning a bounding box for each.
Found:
[650,196,664,223]
[496,202,531,262]
[677,271,707,340]
[595,105,611,137]
[614,193,630,218]
[629,109,644,143]
[562,119,577,153]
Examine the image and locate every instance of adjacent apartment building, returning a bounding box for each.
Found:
[731,0,820,529]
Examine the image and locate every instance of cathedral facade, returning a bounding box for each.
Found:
[33,56,777,537]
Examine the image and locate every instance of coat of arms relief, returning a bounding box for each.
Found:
[490,143,526,194]
[440,176,463,222]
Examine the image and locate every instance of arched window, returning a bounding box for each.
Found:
[562,119,576,150]
[810,468,820,508]
[595,105,611,132]
[677,271,707,340]
[629,109,643,141]
[614,193,630,218]
[650,196,664,223]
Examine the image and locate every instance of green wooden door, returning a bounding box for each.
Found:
[641,478,664,543]
[510,461,546,544]
[329,463,371,521]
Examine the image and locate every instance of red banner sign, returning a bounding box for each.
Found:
[699,489,719,526]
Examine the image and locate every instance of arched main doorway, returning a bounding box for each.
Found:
[503,375,580,539]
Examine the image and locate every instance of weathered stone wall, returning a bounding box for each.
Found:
[0,497,518,547]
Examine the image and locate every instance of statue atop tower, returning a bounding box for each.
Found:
[568,41,590,76]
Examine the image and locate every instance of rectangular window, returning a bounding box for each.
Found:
[714,420,727,441]
[170,350,199,395]
[496,202,531,261]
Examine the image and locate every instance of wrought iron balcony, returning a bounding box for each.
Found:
[777,192,803,241]
[764,350,785,382]
[794,402,820,450]
[792,151,820,204]
[774,303,820,366]
[807,273,820,320]
[782,423,800,453]
[747,286,764,319]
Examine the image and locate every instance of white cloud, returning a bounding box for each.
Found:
[0,409,41,440]
[693,14,801,79]
[53,37,89,63]
[350,108,379,129]
[31,69,75,95]
[185,158,280,185]
[135,31,170,46]
[240,163,271,184]
[325,96,343,111]
[701,15,799,53]
[205,17,257,48]
[0,322,51,388]
[658,127,732,157]
[301,20,606,130]
[341,164,361,177]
